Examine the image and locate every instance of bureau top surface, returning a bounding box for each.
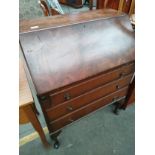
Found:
[19,9,135,95]
[20,9,125,33]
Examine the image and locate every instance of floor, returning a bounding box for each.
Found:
[19,1,135,154]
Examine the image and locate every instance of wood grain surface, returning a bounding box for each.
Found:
[20,9,134,95]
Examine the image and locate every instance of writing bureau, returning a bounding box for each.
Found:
[19,9,135,149]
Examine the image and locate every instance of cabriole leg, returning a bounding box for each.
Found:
[50,130,61,149]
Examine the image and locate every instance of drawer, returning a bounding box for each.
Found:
[49,63,134,107]
[46,74,132,121]
[49,87,128,133]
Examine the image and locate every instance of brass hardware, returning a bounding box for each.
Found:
[67,106,73,111]
[64,93,71,100]
[116,85,120,89]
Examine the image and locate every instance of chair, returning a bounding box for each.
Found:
[38,0,62,16]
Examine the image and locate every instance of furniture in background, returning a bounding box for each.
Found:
[19,56,49,147]
[59,0,83,8]
[39,0,94,16]
[38,0,62,16]
[19,9,135,149]
[59,0,94,10]
[83,0,94,10]
[97,0,135,15]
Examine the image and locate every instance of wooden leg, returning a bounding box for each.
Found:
[23,104,50,147]
[50,130,62,149]
[89,0,93,10]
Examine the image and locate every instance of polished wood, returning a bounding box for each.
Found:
[50,87,128,132]
[59,0,83,8]
[19,9,125,33]
[20,10,135,144]
[48,62,134,106]
[46,74,132,121]
[19,56,49,147]
[20,9,134,95]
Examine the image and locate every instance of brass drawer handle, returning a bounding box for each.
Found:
[66,106,73,111]
[119,72,125,78]
[64,93,71,100]
[116,85,120,89]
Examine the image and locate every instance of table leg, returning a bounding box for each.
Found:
[23,104,50,147]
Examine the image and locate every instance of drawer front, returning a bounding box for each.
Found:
[46,74,132,121]
[49,87,128,133]
[49,63,134,107]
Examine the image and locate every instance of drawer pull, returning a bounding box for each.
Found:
[119,72,125,78]
[66,106,73,111]
[40,96,47,101]
[116,85,120,89]
[64,93,71,100]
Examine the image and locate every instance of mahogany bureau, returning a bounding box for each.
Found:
[19,9,135,148]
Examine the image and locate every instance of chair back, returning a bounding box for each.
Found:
[38,0,61,16]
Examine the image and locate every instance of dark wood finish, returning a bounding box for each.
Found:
[50,87,128,132]
[20,10,134,96]
[48,63,134,106]
[46,74,132,121]
[20,10,135,146]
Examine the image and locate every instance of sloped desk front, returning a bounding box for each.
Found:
[19,9,135,148]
